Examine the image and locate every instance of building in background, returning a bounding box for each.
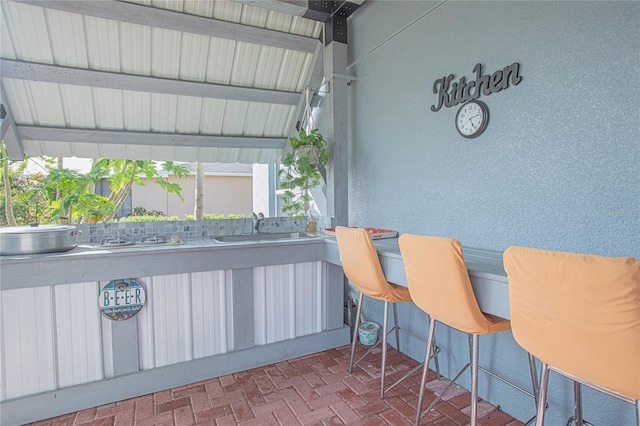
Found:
[132,163,263,218]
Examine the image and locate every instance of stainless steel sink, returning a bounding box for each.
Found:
[212,232,319,243]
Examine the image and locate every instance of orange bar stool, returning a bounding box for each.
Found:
[335,226,440,400]
[399,234,538,426]
[504,246,640,426]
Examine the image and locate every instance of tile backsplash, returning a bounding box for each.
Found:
[75,217,331,244]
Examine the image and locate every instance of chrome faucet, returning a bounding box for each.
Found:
[252,212,264,234]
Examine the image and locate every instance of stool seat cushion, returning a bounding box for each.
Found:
[399,234,508,335]
[504,246,640,400]
[336,226,413,303]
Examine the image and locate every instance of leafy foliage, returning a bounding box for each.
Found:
[131,206,165,217]
[117,214,180,223]
[0,141,191,225]
[43,167,115,223]
[279,129,329,218]
[183,213,251,220]
[0,164,51,226]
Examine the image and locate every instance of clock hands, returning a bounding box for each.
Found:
[467,113,481,129]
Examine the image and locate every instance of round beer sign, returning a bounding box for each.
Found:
[99,278,146,320]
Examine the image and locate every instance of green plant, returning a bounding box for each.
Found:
[183,213,251,220]
[279,129,329,218]
[43,167,116,223]
[117,214,180,223]
[130,206,165,217]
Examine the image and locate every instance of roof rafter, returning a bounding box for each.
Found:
[12,0,320,53]
[232,0,364,22]
[17,126,287,150]
[0,88,25,161]
[293,42,325,135]
[1,59,300,105]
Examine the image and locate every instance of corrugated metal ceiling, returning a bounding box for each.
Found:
[0,0,325,164]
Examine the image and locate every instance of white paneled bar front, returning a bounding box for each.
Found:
[0,239,349,425]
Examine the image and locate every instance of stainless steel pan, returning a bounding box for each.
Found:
[0,224,80,255]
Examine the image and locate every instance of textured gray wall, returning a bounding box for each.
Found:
[341,1,639,424]
[347,1,638,258]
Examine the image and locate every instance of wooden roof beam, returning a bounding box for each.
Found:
[12,0,319,53]
[17,126,287,150]
[0,89,25,161]
[1,59,300,105]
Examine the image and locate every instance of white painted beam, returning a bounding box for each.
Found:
[0,89,25,161]
[233,0,314,18]
[11,0,319,53]
[292,42,325,138]
[17,126,287,150]
[1,59,300,105]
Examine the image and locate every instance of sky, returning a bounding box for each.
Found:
[25,157,92,174]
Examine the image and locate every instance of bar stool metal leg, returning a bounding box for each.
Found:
[573,381,583,426]
[349,293,364,373]
[470,334,480,426]
[393,302,401,356]
[528,353,539,407]
[380,301,390,400]
[415,317,437,426]
[348,294,441,402]
[536,363,551,426]
[566,381,595,426]
[432,329,441,380]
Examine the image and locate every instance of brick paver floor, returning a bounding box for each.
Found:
[26,345,524,425]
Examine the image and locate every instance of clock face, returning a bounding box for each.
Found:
[455,100,488,138]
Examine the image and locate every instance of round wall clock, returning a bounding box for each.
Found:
[455,100,489,138]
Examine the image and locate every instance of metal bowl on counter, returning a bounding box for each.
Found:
[0,223,80,255]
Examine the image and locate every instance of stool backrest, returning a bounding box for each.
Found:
[398,234,494,334]
[503,246,640,400]
[335,226,394,299]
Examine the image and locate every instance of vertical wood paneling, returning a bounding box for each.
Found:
[253,266,267,345]
[191,271,229,358]
[54,282,103,388]
[137,274,192,368]
[137,277,156,370]
[0,287,56,399]
[0,259,325,401]
[253,262,324,345]
[254,264,294,344]
[295,262,324,337]
[101,313,114,378]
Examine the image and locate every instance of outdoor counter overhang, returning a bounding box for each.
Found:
[0,235,509,315]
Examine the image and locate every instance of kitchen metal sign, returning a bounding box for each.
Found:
[431,62,522,112]
[99,278,146,321]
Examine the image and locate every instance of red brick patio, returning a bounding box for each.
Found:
[26,345,523,426]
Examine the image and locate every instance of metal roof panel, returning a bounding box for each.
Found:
[1,0,322,164]
[175,96,203,134]
[119,22,152,75]
[45,9,88,67]
[151,27,182,79]
[205,37,236,85]
[92,87,124,130]
[84,16,121,72]
[1,1,53,63]
[179,33,209,82]
[59,85,95,127]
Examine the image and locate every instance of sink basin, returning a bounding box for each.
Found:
[212,232,319,243]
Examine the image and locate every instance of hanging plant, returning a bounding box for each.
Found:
[279,129,329,218]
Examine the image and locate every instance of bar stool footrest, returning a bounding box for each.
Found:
[566,417,594,426]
